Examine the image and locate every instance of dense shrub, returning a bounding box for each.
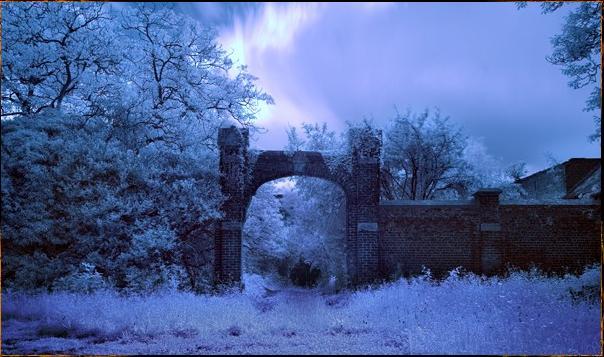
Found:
[1,111,223,293]
[289,257,321,288]
[1,2,271,293]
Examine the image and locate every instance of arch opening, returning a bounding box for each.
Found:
[216,126,382,287]
[242,176,348,290]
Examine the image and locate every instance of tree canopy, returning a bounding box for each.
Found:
[1,2,272,293]
[517,1,602,142]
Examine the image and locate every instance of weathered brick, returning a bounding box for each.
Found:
[215,127,600,287]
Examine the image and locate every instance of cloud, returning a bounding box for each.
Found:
[217,3,333,148]
[220,3,322,65]
[208,3,599,170]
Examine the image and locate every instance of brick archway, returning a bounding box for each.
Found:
[216,126,382,287]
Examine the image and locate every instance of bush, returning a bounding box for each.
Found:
[52,263,109,293]
[289,257,321,288]
[1,110,222,293]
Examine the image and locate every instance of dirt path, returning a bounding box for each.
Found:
[2,316,410,355]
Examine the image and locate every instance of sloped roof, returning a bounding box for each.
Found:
[562,158,601,193]
[515,162,563,185]
[515,158,600,188]
[564,166,601,199]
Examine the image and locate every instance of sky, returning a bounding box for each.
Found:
[175,2,600,174]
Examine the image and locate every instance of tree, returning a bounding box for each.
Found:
[0,110,224,292]
[382,109,473,200]
[517,1,602,141]
[1,2,120,118]
[284,123,348,286]
[1,2,272,293]
[242,181,290,276]
[1,2,273,148]
[505,162,528,181]
[461,138,527,199]
[242,123,349,286]
[116,3,273,151]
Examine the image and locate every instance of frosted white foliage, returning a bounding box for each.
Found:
[282,126,349,172]
[1,110,224,292]
[2,2,120,117]
[247,149,260,170]
[243,182,290,275]
[548,2,601,142]
[1,2,272,292]
[323,152,350,174]
[383,109,474,200]
[517,1,601,141]
[284,123,347,284]
[280,179,347,284]
[243,123,347,286]
[52,263,108,293]
[117,3,273,149]
[461,138,526,199]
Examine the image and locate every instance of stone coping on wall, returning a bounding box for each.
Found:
[500,199,600,205]
[380,198,600,206]
[380,200,473,206]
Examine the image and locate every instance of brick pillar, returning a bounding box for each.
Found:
[346,197,358,286]
[349,127,382,284]
[473,188,503,274]
[216,126,248,286]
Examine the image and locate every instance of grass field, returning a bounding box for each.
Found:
[2,265,600,355]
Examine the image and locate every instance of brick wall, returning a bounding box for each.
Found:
[217,127,599,286]
[500,202,600,273]
[379,190,601,278]
[379,201,479,278]
[217,126,384,286]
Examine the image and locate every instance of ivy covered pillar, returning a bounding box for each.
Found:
[216,126,249,286]
[349,127,382,284]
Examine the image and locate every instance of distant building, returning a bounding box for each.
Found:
[515,158,601,200]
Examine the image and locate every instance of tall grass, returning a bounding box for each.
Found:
[2,264,600,354]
